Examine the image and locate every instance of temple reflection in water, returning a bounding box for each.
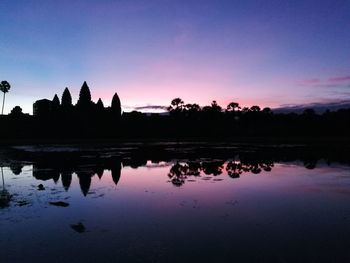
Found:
[25,157,308,194]
[32,160,122,196]
[2,145,350,263]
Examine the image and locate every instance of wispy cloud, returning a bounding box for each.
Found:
[297,78,321,86]
[134,105,168,111]
[314,84,340,88]
[122,104,168,113]
[297,75,350,88]
[277,99,350,113]
[328,76,350,82]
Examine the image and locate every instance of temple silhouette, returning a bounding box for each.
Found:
[1,81,350,140]
[33,81,121,119]
[27,81,122,138]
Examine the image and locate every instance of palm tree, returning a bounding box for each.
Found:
[226,102,241,112]
[250,105,261,112]
[168,98,184,112]
[0,167,10,208]
[210,100,222,113]
[0,80,11,115]
[1,167,4,189]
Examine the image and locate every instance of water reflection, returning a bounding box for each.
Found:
[0,155,343,197]
[0,166,11,208]
[168,160,274,186]
[1,145,350,263]
[32,160,122,196]
[1,143,350,201]
[0,158,286,195]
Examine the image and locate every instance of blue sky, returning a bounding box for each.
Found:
[1,0,349,113]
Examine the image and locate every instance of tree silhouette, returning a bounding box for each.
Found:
[9,163,24,175]
[226,161,243,179]
[185,103,200,111]
[185,103,200,117]
[10,106,23,117]
[168,162,187,186]
[202,161,224,175]
[250,105,261,112]
[210,100,222,112]
[0,80,11,115]
[61,87,73,108]
[0,167,10,208]
[3,77,350,140]
[168,98,184,113]
[226,102,240,112]
[303,108,315,116]
[262,107,272,115]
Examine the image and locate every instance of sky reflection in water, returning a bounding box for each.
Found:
[1,158,350,263]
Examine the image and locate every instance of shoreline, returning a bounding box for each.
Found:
[0,136,350,146]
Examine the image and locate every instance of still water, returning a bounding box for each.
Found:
[1,144,350,262]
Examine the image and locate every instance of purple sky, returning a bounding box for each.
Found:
[1,0,349,113]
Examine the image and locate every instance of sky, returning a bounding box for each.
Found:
[0,0,350,114]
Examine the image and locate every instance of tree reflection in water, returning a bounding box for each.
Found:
[0,152,324,197]
[168,159,274,186]
[0,167,11,208]
[19,158,278,192]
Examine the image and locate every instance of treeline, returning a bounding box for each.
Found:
[122,98,350,138]
[0,95,350,140]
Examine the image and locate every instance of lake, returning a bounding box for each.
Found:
[1,143,350,262]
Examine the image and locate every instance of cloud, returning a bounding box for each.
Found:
[122,104,168,113]
[331,91,350,96]
[276,99,350,113]
[314,84,340,88]
[297,75,350,88]
[134,105,168,111]
[328,76,350,82]
[297,78,321,86]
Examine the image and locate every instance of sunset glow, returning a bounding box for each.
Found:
[1,0,349,113]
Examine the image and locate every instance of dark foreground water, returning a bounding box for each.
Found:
[1,143,350,262]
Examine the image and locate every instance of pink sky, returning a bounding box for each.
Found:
[1,0,350,114]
